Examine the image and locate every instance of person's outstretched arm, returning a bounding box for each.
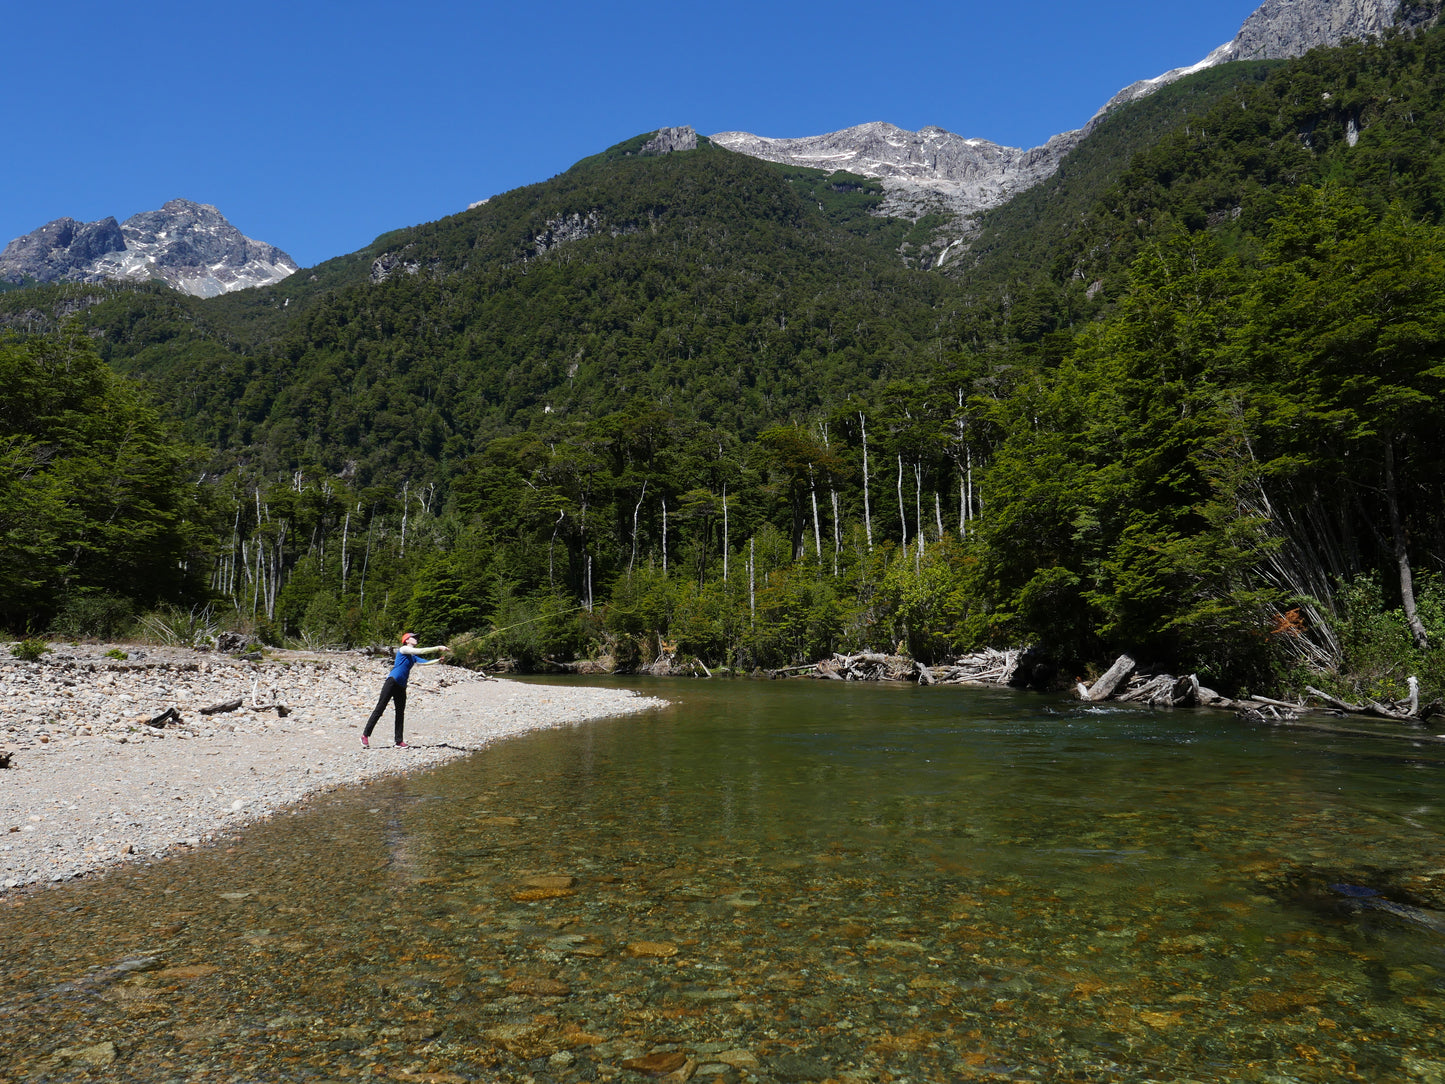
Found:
[398,643,448,662]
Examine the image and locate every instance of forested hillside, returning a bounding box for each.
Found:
[964,25,1445,321]
[5,24,1445,705]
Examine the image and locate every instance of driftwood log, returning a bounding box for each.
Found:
[1306,686,1363,713]
[1367,700,1420,723]
[1085,655,1136,702]
[199,699,244,716]
[1306,679,1422,722]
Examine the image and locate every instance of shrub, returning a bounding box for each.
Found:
[52,593,135,641]
[484,588,583,670]
[9,638,51,662]
[136,605,218,648]
[299,591,349,649]
[1317,574,1445,704]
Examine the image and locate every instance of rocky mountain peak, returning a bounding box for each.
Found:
[0,198,298,298]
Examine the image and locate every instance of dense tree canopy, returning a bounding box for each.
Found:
[0,333,209,629]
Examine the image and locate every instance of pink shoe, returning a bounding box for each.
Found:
[394,741,408,748]
[360,735,369,749]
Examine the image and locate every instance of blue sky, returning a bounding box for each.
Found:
[6,1,1261,268]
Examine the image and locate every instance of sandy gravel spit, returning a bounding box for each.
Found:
[0,642,665,894]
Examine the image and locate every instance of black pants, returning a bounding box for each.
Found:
[363,678,407,744]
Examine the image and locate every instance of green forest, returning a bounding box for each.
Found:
[6,24,1445,706]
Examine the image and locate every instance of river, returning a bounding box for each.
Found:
[4,678,1445,1082]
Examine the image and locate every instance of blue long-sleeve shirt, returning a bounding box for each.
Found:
[388,644,444,684]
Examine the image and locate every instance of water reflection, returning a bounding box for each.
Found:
[5,679,1445,1082]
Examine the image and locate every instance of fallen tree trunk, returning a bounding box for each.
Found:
[1306,684,1421,721]
[1085,655,1136,702]
[1368,700,1419,723]
[1312,687,1352,713]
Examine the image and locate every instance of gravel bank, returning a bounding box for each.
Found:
[0,642,665,893]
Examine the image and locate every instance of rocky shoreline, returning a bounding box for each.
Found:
[0,642,665,895]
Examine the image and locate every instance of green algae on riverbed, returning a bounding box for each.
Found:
[5,679,1445,1082]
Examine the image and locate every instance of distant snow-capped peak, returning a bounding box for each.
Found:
[0,198,297,298]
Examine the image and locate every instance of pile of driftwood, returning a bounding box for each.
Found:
[1078,653,1434,726]
[782,649,1019,685]
[1076,654,1208,708]
[923,649,1020,686]
[779,647,1437,729]
[804,653,913,682]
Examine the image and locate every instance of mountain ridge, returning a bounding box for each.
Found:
[1089,0,1443,120]
[712,0,1442,244]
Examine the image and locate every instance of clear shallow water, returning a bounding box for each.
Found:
[5,679,1445,1082]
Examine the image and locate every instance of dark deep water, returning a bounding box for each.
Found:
[5,678,1445,1082]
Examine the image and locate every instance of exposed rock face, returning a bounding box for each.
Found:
[713,0,1441,241]
[0,217,128,281]
[712,123,1080,223]
[527,211,604,257]
[0,199,298,298]
[370,249,421,284]
[1229,0,1438,61]
[640,126,699,155]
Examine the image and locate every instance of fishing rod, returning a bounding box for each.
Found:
[463,604,587,641]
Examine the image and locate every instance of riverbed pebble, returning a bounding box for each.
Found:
[0,642,664,894]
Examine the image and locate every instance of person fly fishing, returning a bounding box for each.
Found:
[361,632,448,748]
